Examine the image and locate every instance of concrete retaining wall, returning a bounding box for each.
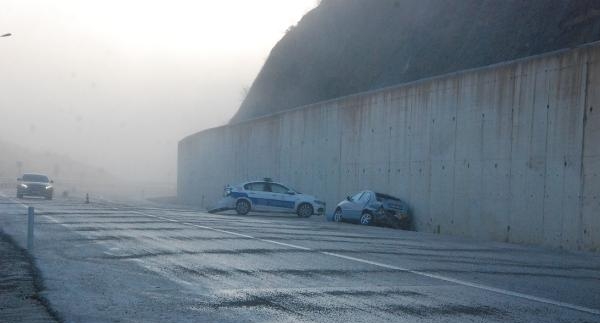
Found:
[179,43,600,251]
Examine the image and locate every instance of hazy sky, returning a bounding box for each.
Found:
[0,0,317,183]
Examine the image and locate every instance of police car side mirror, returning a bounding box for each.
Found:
[346,196,351,201]
[286,190,296,195]
[50,180,54,183]
[17,177,21,181]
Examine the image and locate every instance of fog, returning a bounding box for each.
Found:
[0,0,316,192]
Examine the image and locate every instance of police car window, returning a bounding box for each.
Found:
[263,182,273,192]
[270,184,288,194]
[244,182,265,191]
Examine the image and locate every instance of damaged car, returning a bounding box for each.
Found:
[209,178,325,217]
[333,190,410,229]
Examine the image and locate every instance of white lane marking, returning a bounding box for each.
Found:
[320,252,408,271]
[319,252,600,315]
[133,210,600,316]
[132,212,257,239]
[258,239,312,251]
[42,214,61,224]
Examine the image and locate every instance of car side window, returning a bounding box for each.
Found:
[358,192,371,204]
[351,192,364,202]
[263,182,273,192]
[270,184,288,194]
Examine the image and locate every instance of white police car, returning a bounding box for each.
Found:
[211,179,325,217]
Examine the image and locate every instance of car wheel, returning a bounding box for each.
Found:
[334,208,343,222]
[235,200,251,215]
[297,203,313,218]
[360,212,373,225]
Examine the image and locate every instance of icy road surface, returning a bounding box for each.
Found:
[1,193,599,323]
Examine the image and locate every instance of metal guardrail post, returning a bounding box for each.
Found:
[27,206,34,250]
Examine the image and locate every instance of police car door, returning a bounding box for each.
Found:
[245,182,269,211]
[268,183,296,213]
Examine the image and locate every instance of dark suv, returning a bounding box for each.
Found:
[17,173,54,200]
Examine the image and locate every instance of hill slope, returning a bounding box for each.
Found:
[231,0,600,123]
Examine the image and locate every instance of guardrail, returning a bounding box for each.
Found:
[27,206,34,250]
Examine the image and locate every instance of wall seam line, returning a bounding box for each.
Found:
[578,57,590,249]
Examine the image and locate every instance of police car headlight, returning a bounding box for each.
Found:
[45,185,53,190]
[20,184,28,188]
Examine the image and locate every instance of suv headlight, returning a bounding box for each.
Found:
[45,185,53,190]
[20,184,28,188]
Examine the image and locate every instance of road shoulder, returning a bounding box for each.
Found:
[0,230,60,323]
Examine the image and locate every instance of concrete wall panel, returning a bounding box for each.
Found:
[178,43,600,251]
[582,48,600,251]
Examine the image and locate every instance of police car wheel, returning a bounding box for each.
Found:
[236,200,251,215]
[297,203,313,218]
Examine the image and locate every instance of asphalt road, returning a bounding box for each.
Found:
[1,192,599,323]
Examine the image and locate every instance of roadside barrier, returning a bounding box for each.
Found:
[27,206,34,250]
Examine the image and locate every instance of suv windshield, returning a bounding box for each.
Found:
[22,174,49,183]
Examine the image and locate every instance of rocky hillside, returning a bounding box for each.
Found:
[231,0,600,122]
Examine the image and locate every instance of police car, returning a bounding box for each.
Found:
[211,179,325,217]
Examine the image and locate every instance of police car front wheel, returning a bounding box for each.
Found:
[297,203,313,218]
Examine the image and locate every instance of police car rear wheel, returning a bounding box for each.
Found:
[236,200,250,215]
[297,203,313,218]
